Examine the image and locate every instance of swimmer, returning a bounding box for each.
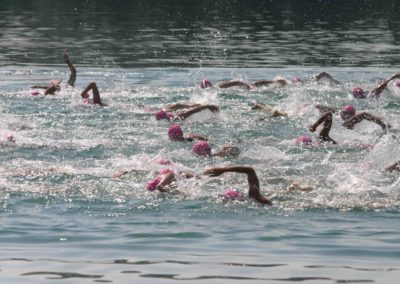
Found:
[251,102,288,117]
[253,71,339,87]
[64,52,76,87]
[31,52,77,94]
[168,124,207,141]
[145,168,195,193]
[352,73,400,98]
[203,165,272,205]
[156,104,219,121]
[340,105,388,130]
[315,105,388,131]
[31,79,61,95]
[192,141,241,157]
[80,82,107,107]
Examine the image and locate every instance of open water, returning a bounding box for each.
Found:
[0,1,399,283]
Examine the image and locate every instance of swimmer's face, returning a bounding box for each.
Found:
[82,92,89,98]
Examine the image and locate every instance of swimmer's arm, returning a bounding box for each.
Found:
[157,172,176,192]
[253,80,274,87]
[345,112,387,130]
[369,73,400,98]
[64,52,77,87]
[177,104,219,120]
[315,104,337,114]
[251,103,287,117]
[313,72,340,84]
[384,161,400,172]
[44,84,58,95]
[81,83,93,98]
[164,103,201,112]
[203,166,272,205]
[31,85,50,89]
[112,170,132,178]
[216,80,254,90]
[185,133,208,142]
[309,112,332,132]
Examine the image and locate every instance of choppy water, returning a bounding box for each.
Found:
[1,1,400,283]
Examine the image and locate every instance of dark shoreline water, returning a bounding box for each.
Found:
[0,0,399,68]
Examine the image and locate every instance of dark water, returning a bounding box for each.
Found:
[0,0,399,67]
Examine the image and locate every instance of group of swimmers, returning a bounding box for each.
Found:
[21,53,400,205]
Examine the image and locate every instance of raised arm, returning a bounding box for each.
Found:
[177,104,219,120]
[81,82,107,106]
[312,72,340,84]
[309,112,337,144]
[216,80,254,90]
[203,166,272,205]
[369,73,400,98]
[64,52,77,86]
[342,112,387,130]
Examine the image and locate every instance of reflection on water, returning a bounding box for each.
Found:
[0,0,399,67]
[9,257,396,283]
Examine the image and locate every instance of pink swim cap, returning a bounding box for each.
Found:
[200,79,213,89]
[291,77,302,83]
[155,110,174,121]
[342,105,356,115]
[146,176,161,191]
[352,87,366,99]
[168,124,184,141]
[192,141,212,156]
[222,188,241,200]
[395,81,400,87]
[296,134,312,145]
[31,91,40,96]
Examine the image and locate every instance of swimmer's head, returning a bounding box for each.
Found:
[192,141,212,156]
[155,110,174,121]
[222,188,242,200]
[352,87,366,99]
[291,77,302,83]
[31,91,40,96]
[146,176,161,191]
[168,124,184,141]
[340,105,356,120]
[81,92,89,99]
[200,79,213,89]
[296,134,312,145]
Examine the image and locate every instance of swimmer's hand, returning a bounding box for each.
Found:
[309,125,317,132]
